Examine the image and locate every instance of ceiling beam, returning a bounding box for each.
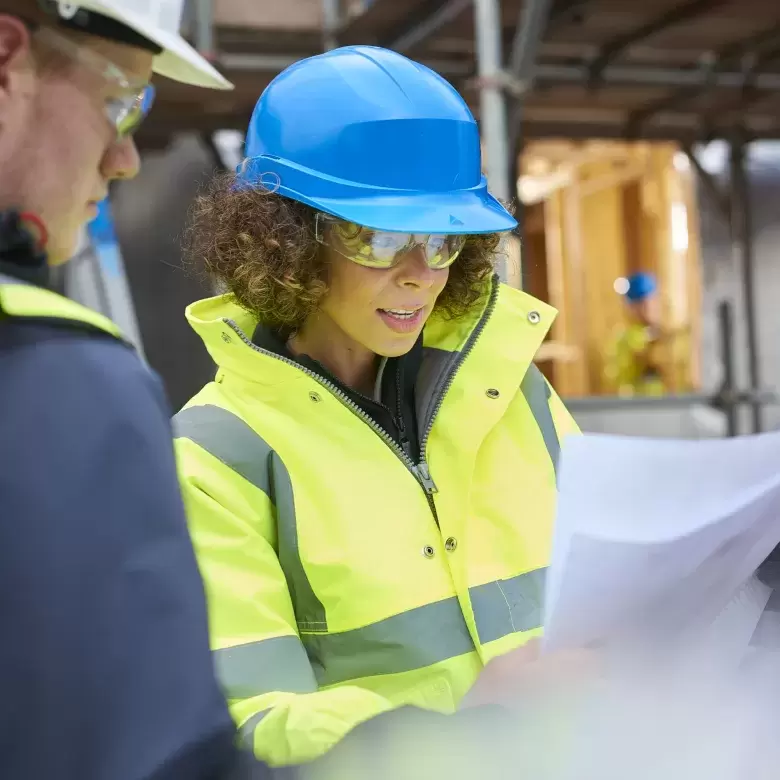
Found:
[382,0,592,60]
[547,0,589,31]
[626,23,780,131]
[508,0,554,84]
[587,0,725,84]
[387,0,471,51]
[219,51,780,94]
[535,62,780,90]
[709,44,780,120]
[519,117,780,142]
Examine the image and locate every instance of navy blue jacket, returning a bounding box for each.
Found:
[0,266,287,778]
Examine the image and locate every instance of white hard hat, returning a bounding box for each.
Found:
[52,0,233,90]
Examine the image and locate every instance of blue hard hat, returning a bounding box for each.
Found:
[238,46,517,235]
[624,272,657,302]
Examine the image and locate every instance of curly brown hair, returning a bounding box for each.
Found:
[183,171,506,331]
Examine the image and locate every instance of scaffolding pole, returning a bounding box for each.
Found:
[717,300,738,437]
[473,0,510,281]
[322,0,340,51]
[192,0,215,58]
[729,138,763,434]
[473,0,510,205]
[507,0,554,288]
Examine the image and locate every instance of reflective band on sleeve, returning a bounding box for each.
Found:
[173,404,328,631]
[521,364,560,479]
[174,404,274,495]
[214,635,318,699]
[212,570,545,692]
[303,595,476,687]
[239,709,271,750]
[470,568,546,645]
[307,569,545,686]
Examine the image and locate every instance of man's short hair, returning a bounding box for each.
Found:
[0,0,48,24]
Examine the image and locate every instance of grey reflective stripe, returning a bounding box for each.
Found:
[470,568,546,645]
[239,709,271,750]
[306,572,545,685]
[214,635,318,699]
[174,404,272,494]
[0,273,24,285]
[303,595,476,688]
[521,364,561,479]
[269,450,327,631]
[215,573,544,696]
[173,404,327,630]
[214,571,545,692]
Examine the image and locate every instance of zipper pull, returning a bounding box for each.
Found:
[416,461,439,495]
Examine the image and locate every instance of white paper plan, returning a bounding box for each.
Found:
[542,430,780,653]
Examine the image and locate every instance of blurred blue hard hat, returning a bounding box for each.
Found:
[238,45,517,235]
[624,272,657,302]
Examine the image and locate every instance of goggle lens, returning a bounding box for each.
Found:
[107,84,156,140]
[317,214,466,270]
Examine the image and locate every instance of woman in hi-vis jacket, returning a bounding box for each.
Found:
[174,45,580,768]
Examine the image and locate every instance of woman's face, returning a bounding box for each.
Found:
[318,243,450,357]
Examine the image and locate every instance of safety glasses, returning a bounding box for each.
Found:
[315,213,467,270]
[33,26,155,140]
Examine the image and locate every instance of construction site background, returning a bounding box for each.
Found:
[74,0,780,441]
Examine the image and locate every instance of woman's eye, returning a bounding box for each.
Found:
[371,234,399,251]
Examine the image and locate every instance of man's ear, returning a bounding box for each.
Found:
[0,15,32,94]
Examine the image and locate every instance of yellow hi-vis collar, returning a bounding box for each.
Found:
[0,272,124,340]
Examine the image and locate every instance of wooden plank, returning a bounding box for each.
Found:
[562,179,590,395]
[542,191,574,393]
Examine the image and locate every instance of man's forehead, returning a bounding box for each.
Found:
[73,31,154,85]
[0,1,155,85]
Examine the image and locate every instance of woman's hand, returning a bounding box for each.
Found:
[460,638,596,710]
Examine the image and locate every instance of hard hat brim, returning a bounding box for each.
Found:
[67,1,233,90]
[297,188,518,235]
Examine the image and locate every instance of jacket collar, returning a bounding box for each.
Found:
[185,275,557,409]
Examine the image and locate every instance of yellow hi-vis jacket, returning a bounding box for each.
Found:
[0,272,123,338]
[174,276,579,767]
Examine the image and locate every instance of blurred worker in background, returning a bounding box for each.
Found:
[604,271,667,396]
[0,2,288,779]
[176,45,580,768]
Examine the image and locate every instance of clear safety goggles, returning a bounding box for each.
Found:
[33,26,155,140]
[315,213,467,270]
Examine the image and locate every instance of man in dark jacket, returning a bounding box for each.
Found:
[0,2,289,779]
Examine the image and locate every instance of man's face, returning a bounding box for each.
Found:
[0,20,154,263]
[633,294,661,328]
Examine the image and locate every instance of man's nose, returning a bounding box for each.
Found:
[100,136,141,183]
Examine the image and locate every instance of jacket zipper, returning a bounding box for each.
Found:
[418,276,500,460]
[393,361,412,459]
[222,275,499,525]
[223,321,440,512]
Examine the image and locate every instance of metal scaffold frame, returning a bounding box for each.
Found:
[131,0,779,436]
